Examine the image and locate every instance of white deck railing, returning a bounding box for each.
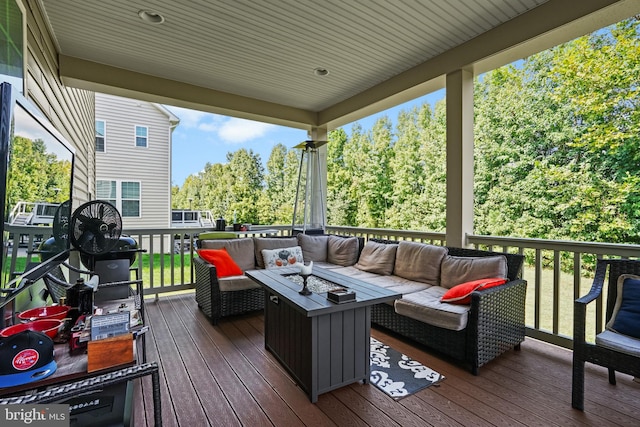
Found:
[5,223,640,350]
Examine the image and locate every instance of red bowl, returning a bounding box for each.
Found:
[0,319,63,339]
[17,305,70,322]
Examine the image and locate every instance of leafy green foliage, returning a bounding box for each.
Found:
[173,19,639,244]
[474,19,640,244]
[7,136,72,209]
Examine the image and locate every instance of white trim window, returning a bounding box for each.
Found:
[121,181,141,217]
[97,179,141,217]
[96,180,116,206]
[135,125,148,147]
[95,120,106,152]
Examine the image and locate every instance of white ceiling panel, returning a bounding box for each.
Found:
[38,0,636,127]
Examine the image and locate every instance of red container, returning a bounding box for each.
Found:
[0,319,62,339]
[17,305,70,322]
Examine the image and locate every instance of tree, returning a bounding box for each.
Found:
[327,128,355,226]
[473,18,640,244]
[7,136,71,209]
[415,101,447,231]
[226,149,264,224]
[387,108,419,229]
[259,144,288,224]
[169,19,639,247]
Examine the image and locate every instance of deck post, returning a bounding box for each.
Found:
[446,69,474,248]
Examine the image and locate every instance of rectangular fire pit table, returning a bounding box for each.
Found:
[245,266,401,402]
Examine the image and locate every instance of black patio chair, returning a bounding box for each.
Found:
[572,258,640,410]
[41,262,93,303]
[10,261,92,304]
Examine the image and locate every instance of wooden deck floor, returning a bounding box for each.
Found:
[133,293,640,426]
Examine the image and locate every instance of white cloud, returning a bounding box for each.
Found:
[165,105,278,145]
[164,105,209,129]
[198,122,219,132]
[218,118,277,143]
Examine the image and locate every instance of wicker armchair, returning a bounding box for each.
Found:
[370,243,526,375]
[572,259,640,410]
[193,256,264,324]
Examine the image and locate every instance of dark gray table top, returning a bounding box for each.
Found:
[246,266,401,317]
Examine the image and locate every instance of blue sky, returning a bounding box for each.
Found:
[166,89,444,187]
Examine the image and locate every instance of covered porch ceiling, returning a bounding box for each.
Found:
[40,0,639,130]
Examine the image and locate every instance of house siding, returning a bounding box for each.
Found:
[25,1,94,208]
[95,93,172,230]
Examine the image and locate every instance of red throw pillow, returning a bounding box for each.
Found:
[441,277,508,305]
[198,248,243,278]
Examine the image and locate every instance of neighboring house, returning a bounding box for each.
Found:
[95,93,179,249]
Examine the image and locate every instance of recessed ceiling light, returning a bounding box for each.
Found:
[138,10,165,24]
[313,67,329,77]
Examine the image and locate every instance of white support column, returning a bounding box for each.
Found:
[309,127,328,231]
[446,69,474,248]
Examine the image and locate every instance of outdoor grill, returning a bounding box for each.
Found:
[39,235,139,270]
[78,235,139,271]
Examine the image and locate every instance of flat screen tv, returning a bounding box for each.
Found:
[0,82,75,294]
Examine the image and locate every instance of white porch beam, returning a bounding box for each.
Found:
[446,69,475,248]
[58,55,317,130]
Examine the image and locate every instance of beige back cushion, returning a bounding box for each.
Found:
[254,237,298,268]
[327,236,360,266]
[354,241,397,275]
[440,255,508,289]
[393,241,448,285]
[297,234,329,262]
[199,238,255,271]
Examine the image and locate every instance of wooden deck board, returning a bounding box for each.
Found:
[136,294,640,426]
[168,293,271,427]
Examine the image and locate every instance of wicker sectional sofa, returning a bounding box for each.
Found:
[364,239,526,375]
[194,234,526,374]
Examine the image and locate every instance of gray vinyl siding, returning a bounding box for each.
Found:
[95,93,171,229]
[25,1,95,208]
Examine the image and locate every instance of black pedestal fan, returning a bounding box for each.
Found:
[69,200,123,269]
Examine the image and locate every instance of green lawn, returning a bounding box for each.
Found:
[8,253,193,290]
[522,264,600,342]
[131,253,193,288]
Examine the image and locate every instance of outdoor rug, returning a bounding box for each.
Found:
[370,337,445,400]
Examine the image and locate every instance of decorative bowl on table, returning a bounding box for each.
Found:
[0,319,63,339]
[17,305,70,322]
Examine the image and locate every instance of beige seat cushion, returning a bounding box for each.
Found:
[253,237,298,268]
[199,238,255,271]
[329,265,383,282]
[327,236,360,266]
[354,241,397,275]
[393,241,448,285]
[440,255,508,289]
[595,330,640,357]
[365,274,432,295]
[312,261,345,270]
[218,276,262,292]
[297,234,329,262]
[394,287,470,331]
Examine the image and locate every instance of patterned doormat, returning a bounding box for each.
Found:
[370,337,445,400]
